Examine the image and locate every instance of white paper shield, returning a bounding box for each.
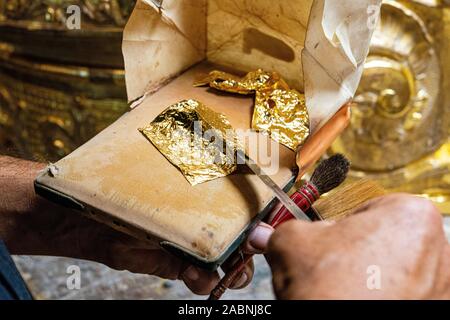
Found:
[123,0,381,131]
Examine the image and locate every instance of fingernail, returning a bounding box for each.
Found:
[248,225,273,253]
[183,266,199,281]
[231,272,248,289]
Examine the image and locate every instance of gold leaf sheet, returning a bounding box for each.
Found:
[139,99,239,185]
[196,70,310,151]
[194,69,289,94]
[253,89,309,151]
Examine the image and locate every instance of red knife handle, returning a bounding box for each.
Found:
[270,182,320,228]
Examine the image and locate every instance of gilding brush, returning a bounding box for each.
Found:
[270,154,350,227]
[296,104,351,180]
[312,179,386,221]
[208,154,350,300]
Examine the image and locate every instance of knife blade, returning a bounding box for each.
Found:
[236,150,311,222]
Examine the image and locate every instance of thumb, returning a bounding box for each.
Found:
[180,266,220,295]
[243,222,274,254]
[266,219,315,271]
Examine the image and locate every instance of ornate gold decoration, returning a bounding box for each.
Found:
[332,0,450,213]
[0,0,134,161]
[0,0,448,210]
[0,0,135,27]
[0,53,128,161]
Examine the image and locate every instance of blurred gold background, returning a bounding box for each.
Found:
[0,0,449,212]
[0,0,133,161]
[332,0,450,213]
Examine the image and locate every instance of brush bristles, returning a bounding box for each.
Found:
[314,179,386,221]
[310,154,350,195]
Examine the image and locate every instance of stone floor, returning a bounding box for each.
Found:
[13,218,450,300]
[13,254,273,300]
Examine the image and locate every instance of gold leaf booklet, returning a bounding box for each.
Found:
[35,0,382,269]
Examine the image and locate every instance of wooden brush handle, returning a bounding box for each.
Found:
[208,254,253,300]
[296,104,351,180]
[208,183,320,300]
[209,104,351,300]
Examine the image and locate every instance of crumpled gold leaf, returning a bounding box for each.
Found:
[139,99,240,186]
[194,69,310,150]
[194,69,289,95]
[253,89,310,151]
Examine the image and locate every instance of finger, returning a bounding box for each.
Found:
[267,220,307,255]
[265,220,323,298]
[110,248,183,280]
[180,266,220,295]
[243,222,274,254]
[353,193,439,220]
[221,255,254,290]
[266,219,322,269]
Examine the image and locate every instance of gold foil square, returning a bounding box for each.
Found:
[194,69,289,95]
[139,100,240,186]
[195,70,310,150]
[253,89,310,151]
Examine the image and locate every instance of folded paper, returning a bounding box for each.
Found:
[124,0,382,133]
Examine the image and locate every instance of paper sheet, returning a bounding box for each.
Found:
[122,0,382,131]
[304,0,382,130]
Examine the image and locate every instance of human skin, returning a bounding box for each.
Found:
[0,155,268,295]
[266,194,450,299]
[4,155,448,299]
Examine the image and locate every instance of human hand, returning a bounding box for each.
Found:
[0,155,260,295]
[73,214,259,295]
[266,194,450,299]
